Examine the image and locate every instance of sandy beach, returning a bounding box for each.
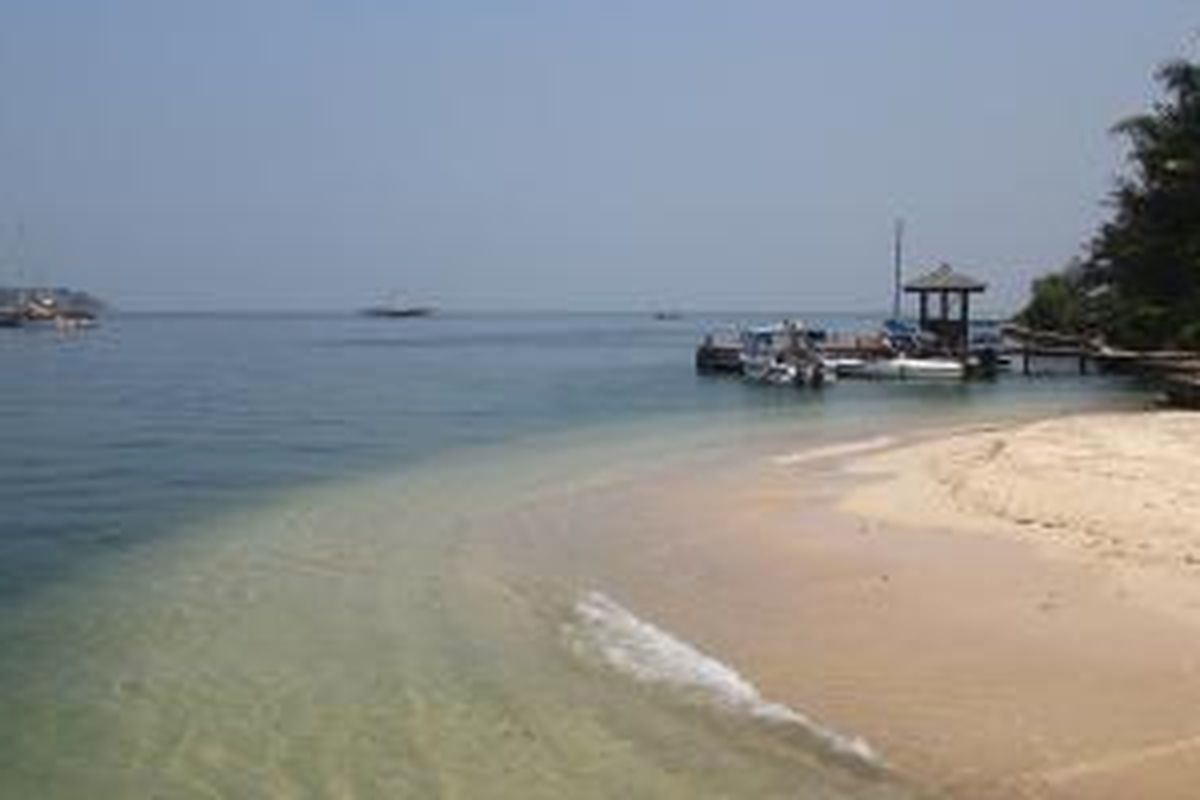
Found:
[533,411,1200,799]
[843,411,1200,623]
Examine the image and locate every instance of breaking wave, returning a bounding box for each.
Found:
[565,590,879,765]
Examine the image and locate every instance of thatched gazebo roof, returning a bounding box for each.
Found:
[903,263,987,293]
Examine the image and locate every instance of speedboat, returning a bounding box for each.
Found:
[856,355,965,380]
[362,304,435,319]
[744,360,800,386]
[361,292,435,318]
[739,323,826,387]
[821,356,868,378]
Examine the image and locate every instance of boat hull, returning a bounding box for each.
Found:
[853,357,966,380]
[361,307,435,319]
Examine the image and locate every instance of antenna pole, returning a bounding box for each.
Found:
[892,218,904,320]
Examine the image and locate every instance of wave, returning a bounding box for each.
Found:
[564,590,879,765]
[771,436,896,466]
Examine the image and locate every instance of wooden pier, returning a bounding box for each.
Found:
[1004,324,1200,407]
[695,316,1200,403]
[1001,326,1097,375]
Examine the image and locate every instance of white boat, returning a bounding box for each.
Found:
[855,355,966,380]
[821,356,868,378]
[738,323,829,387]
[739,325,791,383]
[744,360,800,385]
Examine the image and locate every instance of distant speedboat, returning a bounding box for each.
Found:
[361,299,435,318]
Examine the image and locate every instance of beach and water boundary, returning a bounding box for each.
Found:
[10,405,1197,797]
[0,312,1175,798]
[0,416,932,798]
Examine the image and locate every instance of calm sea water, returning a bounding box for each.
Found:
[0,313,1146,797]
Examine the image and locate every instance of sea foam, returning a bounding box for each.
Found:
[565,590,879,765]
[771,436,896,467]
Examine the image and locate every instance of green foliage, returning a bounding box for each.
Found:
[1174,318,1200,351]
[1019,58,1200,350]
[1017,272,1085,332]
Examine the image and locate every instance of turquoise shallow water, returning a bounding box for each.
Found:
[0,313,1148,797]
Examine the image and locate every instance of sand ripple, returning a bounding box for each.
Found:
[842,412,1200,593]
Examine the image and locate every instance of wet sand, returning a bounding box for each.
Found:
[530,415,1200,799]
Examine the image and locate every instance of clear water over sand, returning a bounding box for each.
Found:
[0,313,1145,796]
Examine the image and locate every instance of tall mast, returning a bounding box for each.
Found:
[891,218,904,320]
[14,221,29,307]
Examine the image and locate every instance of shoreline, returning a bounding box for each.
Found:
[9,400,1195,798]
[558,409,1200,799]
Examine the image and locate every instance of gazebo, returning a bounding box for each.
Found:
[903,263,987,356]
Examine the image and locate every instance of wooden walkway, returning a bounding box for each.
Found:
[1003,325,1200,407]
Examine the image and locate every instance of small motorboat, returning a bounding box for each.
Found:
[821,356,868,378]
[361,301,435,318]
[744,359,800,386]
[738,322,829,387]
[855,355,966,380]
[362,307,434,318]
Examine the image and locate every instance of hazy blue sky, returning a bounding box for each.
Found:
[1,1,1196,312]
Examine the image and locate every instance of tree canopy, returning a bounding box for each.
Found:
[1019,57,1200,349]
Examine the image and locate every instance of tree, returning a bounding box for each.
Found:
[1020,57,1200,349]
[1017,263,1086,333]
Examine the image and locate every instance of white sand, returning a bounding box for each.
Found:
[843,411,1200,616]
[506,414,1200,797]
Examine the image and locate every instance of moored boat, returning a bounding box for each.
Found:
[695,332,744,374]
[854,355,966,380]
[739,323,828,387]
[821,356,868,377]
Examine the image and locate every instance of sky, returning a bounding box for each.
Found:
[0,1,1196,313]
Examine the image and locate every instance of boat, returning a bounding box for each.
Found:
[22,293,99,326]
[744,360,799,385]
[695,332,744,374]
[0,287,101,328]
[1,223,103,328]
[969,325,1012,372]
[821,356,868,377]
[361,295,435,318]
[739,323,828,387]
[854,355,966,380]
[362,305,434,319]
[881,318,938,353]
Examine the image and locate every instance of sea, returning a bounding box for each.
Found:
[0,312,1147,798]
